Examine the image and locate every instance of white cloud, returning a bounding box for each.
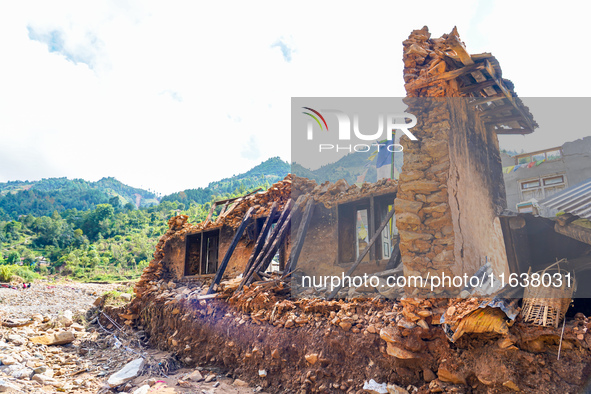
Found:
[0,1,589,194]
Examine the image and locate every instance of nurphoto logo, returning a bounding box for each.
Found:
[302,107,418,153]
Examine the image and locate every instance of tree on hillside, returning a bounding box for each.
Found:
[81,204,115,242]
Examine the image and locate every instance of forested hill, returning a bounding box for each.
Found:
[0,177,159,220]
[161,157,290,205]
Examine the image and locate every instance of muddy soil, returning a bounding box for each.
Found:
[127,288,591,394]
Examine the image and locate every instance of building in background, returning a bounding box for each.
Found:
[502,136,591,216]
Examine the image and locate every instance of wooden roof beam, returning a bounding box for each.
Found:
[459,79,496,94]
[485,60,536,131]
[405,62,486,91]
[480,104,515,116]
[470,95,506,107]
[493,127,535,135]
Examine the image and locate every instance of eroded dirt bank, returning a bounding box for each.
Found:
[125,279,591,394]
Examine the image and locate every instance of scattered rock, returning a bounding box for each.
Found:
[387,383,410,394]
[423,368,436,382]
[107,358,145,387]
[29,331,75,346]
[305,353,318,365]
[187,370,204,381]
[437,366,466,385]
[503,380,520,391]
[31,373,58,386]
[7,335,26,346]
[120,293,133,302]
[0,379,20,392]
[233,378,249,387]
[0,356,17,366]
[57,310,73,327]
[363,379,388,394]
[132,385,151,394]
[386,343,418,359]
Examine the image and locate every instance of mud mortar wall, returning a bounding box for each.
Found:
[162,226,255,281]
[446,98,509,278]
[397,27,510,290]
[163,235,186,279]
[295,203,339,276]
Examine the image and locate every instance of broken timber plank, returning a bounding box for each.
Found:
[555,222,591,246]
[447,33,496,96]
[218,201,231,217]
[556,213,578,227]
[284,198,315,275]
[242,199,294,287]
[485,60,536,131]
[405,62,486,91]
[206,206,255,295]
[470,95,506,107]
[1,319,33,328]
[492,127,534,135]
[255,206,295,276]
[459,79,496,94]
[246,201,278,273]
[328,206,397,300]
[484,114,526,125]
[480,104,516,116]
[236,202,279,292]
[203,203,217,226]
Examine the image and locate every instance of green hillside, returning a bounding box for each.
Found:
[0,157,290,282]
[292,149,404,185]
[0,177,158,220]
[161,157,290,206]
[292,151,377,185]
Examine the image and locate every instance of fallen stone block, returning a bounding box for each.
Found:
[107,358,145,387]
[0,378,20,392]
[29,331,75,346]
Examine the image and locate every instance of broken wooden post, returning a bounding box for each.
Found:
[256,209,293,274]
[242,199,294,286]
[207,206,255,295]
[328,206,396,299]
[203,203,217,227]
[236,202,278,292]
[284,198,315,275]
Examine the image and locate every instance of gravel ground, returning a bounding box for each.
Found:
[0,281,266,393]
[0,281,125,319]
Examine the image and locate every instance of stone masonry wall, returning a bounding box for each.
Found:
[396,27,509,295]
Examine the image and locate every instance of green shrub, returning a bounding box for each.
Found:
[0,265,15,282]
[0,264,41,282]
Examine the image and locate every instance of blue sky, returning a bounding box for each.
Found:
[0,1,590,194]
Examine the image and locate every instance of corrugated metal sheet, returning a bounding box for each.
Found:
[539,178,591,220]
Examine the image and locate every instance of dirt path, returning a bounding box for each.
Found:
[0,281,266,393]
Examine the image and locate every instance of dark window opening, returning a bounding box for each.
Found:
[184,230,220,276]
[338,199,370,264]
[338,194,396,265]
[184,233,202,276]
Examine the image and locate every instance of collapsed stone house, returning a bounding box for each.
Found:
[117,27,591,393]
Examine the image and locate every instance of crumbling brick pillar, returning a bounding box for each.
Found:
[396,27,509,295]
